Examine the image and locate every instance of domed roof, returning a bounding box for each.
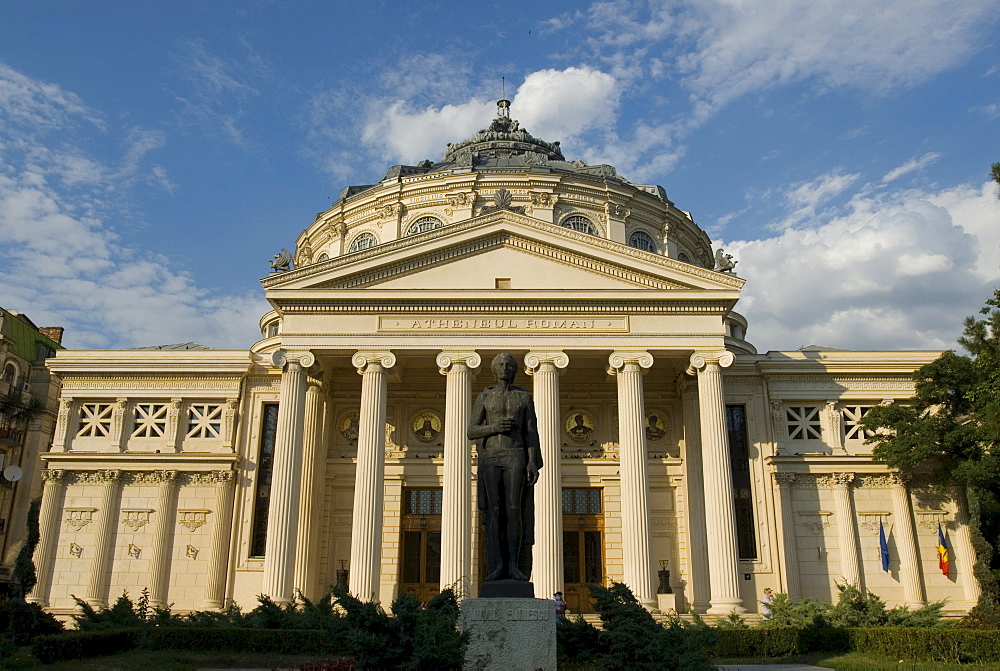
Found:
[441,98,565,163]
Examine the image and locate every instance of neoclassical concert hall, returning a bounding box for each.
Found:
[35,102,979,617]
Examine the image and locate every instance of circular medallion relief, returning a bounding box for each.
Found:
[564,410,597,443]
[339,411,360,442]
[411,409,442,443]
[644,409,668,442]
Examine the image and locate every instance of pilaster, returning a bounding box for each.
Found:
[28,469,66,606]
[950,485,982,605]
[205,469,237,610]
[680,379,711,612]
[772,472,801,599]
[294,374,325,599]
[84,469,123,608]
[825,473,861,589]
[145,470,179,609]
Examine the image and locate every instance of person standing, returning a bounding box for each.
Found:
[761,587,774,619]
[554,591,568,619]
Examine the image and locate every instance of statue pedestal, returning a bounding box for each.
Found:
[460,598,556,671]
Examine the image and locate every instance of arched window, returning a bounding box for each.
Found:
[317,253,329,262]
[677,252,691,264]
[2,363,15,386]
[407,216,442,235]
[628,231,657,253]
[561,215,597,235]
[348,232,377,253]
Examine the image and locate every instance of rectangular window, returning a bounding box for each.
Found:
[250,403,279,557]
[562,488,602,515]
[726,405,758,560]
[843,405,874,441]
[786,405,822,440]
[187,403,223,439]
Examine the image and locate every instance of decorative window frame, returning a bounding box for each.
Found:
[348,230,379,253]
[558,213,600,236]
[405,214,445,236]
[627,229,658,253]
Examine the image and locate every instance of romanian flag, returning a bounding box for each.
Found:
[938,523,950,577]
[879,519,890,572]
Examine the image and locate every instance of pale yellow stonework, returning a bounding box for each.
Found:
[35,107,978,618]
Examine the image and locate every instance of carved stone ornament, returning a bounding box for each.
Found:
[687,351,733,374]
[796,511,832,535]
[77,469,122,486]
[916,511,949,530]
[121,509,153,531]
[339,411,360,442]
[608,351,654,375]
[41,469,66,485]
[270,248,293,272]
[64,508,97,531]
[447,192,472,207]
[713,248,738,273]
[128,470,179,486]
[271,348,316,370]
[436,351,482,375]
[178,510,210,532]
[563,409,598,444]
[352,351,396,374]
[859,512,892,533]
[816,472,855,488]
[529,192,552,207]
[772,472,798,487]
[478,188,526,215]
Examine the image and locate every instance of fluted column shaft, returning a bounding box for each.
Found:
[294,377,325,599]
[262,349,314,604]
[829,473,860,588]
[610,351,656,609]
[690,351,745,614]
[349,351,395,602]
[773,473,801,599]
[148,471,179,609]
[680,381,711,611]
[204,470,237,609]
[889,475,925,606]
[950,485,982,604]
[28,470,66,606]
[437,352,481,594]
[526,351,569,599]
[86,470,122,608]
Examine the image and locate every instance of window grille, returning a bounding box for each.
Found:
[562,488,602,515]
[786,406,823,440]
[186,404,223,439]
[77,403,113,437]
[348,232,377,253]
[843,405,875,441]
[560,215,597,235]
[405,489,443,515]
[726,405,757,560]
[250,403,279,557]
[132,403,168,438]
[407,216,442,235]
[628,230,656,252]
[677,252,691,263]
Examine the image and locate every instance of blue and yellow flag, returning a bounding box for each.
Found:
[879,519,890,572]
[938,523,950,577]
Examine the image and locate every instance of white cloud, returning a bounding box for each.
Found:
[362,99,496,165]
[512,67,619,141]
[881,152,942,183]
[720,180,1000,351]
[775,170,862,229]
[0,63,266,349]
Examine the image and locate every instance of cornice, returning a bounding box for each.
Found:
[47,351,252,375]
[42,452,240,468]
[272,299,735,315]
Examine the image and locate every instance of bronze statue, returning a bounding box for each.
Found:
[468,353,541,583]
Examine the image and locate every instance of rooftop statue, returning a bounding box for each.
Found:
[714,248,738,274]
[270,248,293,273]
[468,353,541,591]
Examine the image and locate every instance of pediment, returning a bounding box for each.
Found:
[262,211,744,294]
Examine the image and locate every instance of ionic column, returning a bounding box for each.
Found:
[85,469,122,608]
[950,485,982,604]
[436,351,481,594]
[204,470,237,610]
[887,474,925,606]
[773,473,801,599]
[261,349,315,605]
[525,351,569,599]
[680,380,711,612]
[827,473,861,588]
[147,470,179,609]
[349,351,396,602]
[294,374,325,599]
[28,469,66,606]
[609,351,656,609]
[688,351,745,614]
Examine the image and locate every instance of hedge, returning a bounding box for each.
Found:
[32,627,344,664]
[712,626,1000,663]
[850,627,1000,664]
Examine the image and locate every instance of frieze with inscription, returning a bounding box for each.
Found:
[378,316,628,333]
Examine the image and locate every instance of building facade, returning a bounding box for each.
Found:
[34,104,979,617]
[0,307,63,595]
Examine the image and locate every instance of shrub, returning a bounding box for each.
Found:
[557,615,602,663]
[32,629,140,664]
[957,593,1000,629]
[141,627,332,654]
[851,627,1000,664]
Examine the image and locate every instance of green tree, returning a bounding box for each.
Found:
[861,290,1000,599]
[992,161,1000,192]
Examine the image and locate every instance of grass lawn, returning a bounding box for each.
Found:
[713,651,1000,669]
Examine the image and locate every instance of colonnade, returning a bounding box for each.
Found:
[260,347,745,613]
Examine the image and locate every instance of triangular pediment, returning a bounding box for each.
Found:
[262,211,744,295]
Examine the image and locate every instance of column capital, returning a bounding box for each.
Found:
[773,472,798,487]
[524,351,569,374]
[40,469,66,484]
[436,351,482,375]
[607,350,653,374]
[818,472,856,488]
[687,350,734,373]
[271,348,316,370]
[352,351,396,374]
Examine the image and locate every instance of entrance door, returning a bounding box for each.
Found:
[399,489,442,603]
[562,488,604,615]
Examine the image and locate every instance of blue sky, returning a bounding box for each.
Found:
[2,1,999,351]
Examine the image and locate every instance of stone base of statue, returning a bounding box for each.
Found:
[478,579,535,599]
[460,597,556,671]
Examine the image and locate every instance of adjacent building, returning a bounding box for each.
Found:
[34,103,979,617]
